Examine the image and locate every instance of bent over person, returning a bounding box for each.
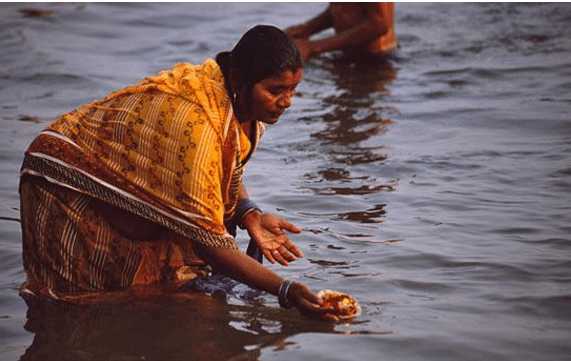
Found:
[19,25,330,317]
[286,3,397,61]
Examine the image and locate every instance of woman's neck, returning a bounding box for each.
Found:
[240,118,254,137]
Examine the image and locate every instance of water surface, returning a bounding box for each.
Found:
[1,3,570,361]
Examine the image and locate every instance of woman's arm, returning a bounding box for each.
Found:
[198,245,331,317]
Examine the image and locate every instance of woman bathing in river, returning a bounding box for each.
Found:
[19,25,332,318]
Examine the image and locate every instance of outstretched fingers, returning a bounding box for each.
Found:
[264,248,289,266]
[284,238,304,258]
[279,219,302,234]
[262,249,277,264]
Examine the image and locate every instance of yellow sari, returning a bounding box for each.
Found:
[20,59,264,299]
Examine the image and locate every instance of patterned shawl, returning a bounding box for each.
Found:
[21,59,263,249]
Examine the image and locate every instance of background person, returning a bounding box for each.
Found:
[286,3,397,61]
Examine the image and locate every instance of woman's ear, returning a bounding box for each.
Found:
[229,67,241,94]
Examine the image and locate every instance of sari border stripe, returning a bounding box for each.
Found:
[21,154,237,250]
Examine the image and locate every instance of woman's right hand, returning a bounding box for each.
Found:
[242,211,303,266]
[288,282,337,321]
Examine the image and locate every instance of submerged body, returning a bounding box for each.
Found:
[286,3,397,61]
[330,3,397,56]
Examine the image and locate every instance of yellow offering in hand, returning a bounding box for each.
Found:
[317,289,361,321]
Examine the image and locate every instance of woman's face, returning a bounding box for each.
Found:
[248,68,304,124]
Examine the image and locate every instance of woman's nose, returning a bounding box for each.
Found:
[278,92,293,109]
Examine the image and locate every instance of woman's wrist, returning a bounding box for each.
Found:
[278,279,295,308]
[241,209,262,230]
[236,198,262,229]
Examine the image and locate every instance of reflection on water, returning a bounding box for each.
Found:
[3,3,571,361]
[312,58,397,156]
[20,291,335,361]
[337,203,387,224]
[305,183,395,196]
[300,57,398,240]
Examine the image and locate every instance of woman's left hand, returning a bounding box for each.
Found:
[242,212,304,266]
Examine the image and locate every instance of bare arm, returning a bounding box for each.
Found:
[200,246,281,293]
[285,6,333,39]
[198,245,331,316]
[238,182,249,200]
[294,4,389,61]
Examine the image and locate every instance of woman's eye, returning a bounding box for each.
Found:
[268,87,283,96]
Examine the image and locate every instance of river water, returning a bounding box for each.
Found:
[1,3,570,361]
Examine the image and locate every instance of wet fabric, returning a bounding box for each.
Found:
[20,177,211,299]
[19,59,264,298]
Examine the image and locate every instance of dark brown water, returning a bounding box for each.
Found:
[1,3,570,361]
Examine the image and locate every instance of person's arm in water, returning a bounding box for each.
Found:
[198,244,335,319]
[290,4,389,61]
[237,183,304,266]
[285,6,333,40]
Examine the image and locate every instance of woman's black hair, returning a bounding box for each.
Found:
[216,25,302,121]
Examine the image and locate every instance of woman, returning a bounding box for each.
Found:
[19,25,330,317]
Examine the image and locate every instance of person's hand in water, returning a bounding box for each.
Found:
[288,282,338,320]
[291,38,314,62]
[242,211,303,266]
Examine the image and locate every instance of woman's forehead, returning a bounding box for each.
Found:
[263,68,304,85]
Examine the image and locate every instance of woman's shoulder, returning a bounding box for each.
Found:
[162,59,223,86]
